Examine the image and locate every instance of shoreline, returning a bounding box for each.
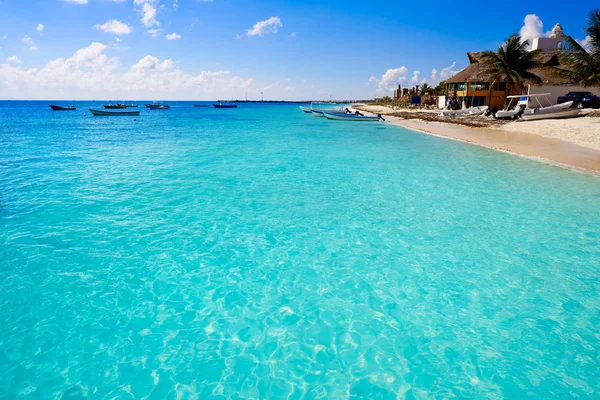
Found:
[354,105,600,175]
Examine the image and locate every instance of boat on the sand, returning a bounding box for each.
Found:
[440,106,489,116]
[509,94,580,121]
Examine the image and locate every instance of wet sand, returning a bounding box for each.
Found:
[352,105,600,174]
[386,116,600,174]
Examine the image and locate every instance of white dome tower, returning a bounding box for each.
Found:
[549,23,564,38]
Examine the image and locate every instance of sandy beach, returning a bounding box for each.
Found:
[355,104,600,173]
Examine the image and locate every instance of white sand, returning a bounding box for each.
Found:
[503,113,600,151]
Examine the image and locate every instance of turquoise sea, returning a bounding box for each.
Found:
[1,101,600,399]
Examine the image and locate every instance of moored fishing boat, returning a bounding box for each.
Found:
[213,102,237,108]
[89,109,140,116]
[104,104,127,109]
[323,111,382,122]
[309,102,350,117]
[148,104,170,110]
[49,105,76,111]
[299,105,312,113]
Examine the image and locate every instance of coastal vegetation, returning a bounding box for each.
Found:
[556,9,600,87]
[479,34,543,99]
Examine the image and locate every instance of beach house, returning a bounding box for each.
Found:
[444,52,509,109]
[443,23,596,108]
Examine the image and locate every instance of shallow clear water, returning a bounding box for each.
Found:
[1,101,600,399]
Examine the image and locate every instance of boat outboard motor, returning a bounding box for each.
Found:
[345,108,351,114]
[378,113,386,121]
[485,106,498,117]
[355,111,364,116]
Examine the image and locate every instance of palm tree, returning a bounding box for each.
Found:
[479,34,543,99]
[555,9,600,87]
[420,83,432,95]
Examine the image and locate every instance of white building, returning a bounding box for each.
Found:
[527,23,599,104]
[531,23,565,53]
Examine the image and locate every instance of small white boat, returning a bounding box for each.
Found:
[513,94,580,121]
[495,96,524,120]
[323,111,381,121]
[299,106,312,113]
[440,106,488,117]
[521,107,580,120]
[309,102,350,117]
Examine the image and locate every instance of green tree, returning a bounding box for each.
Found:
[479,34,543,99]
[420,83,432,95]
[433,81,446,95]
[382,95,392,103]
[555,9,600,87]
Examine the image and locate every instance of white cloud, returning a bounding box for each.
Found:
[578,35,592,51]
[377,67,408,93]
[430,62,456,85]
[63,0,88,4]
[173,0,178,9]
[375,62,457,94]
[247,16,282,36]
[130,55,174,72]
[519,14,554,48]
[22,36,38,50]
[0,36,7,40]
[7,56,22,65]
[165,32,181,40]
[410,70,421,84]
[290,32,298,38]
[135,0,160,27]
[146,29,162,37]
[0,42,256,100]
[94,20,133,35]
[36,24,44,32]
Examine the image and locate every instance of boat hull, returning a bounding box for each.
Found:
[213,104,237,108]
[148,105,170,110]
[299,106,312,113]
[50,105,76,111]
[323,112,380,121]
[89,109,140,116]
[440,106,488,116]
[495,109,520,119]
[311,110,326,117]
[521,109,580,121]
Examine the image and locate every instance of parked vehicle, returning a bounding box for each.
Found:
[557,91,600,109]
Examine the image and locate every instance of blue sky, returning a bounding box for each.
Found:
[0,0,597,100]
